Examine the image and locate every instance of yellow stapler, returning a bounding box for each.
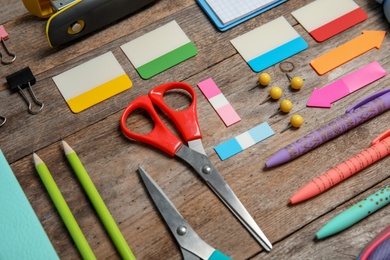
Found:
[22,0,157,47]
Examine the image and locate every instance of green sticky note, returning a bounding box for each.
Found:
[120,20,198,79]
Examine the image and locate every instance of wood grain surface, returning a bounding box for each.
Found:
[1,0,390,259]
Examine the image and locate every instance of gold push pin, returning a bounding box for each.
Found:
[258,72,271,86]
[281,114,304,133]
[290,76,304,90]
[260,86,283,104]
[269,99,292,118]
[279,61,304,90]
[249,72,271,91]
[0,25,16,65]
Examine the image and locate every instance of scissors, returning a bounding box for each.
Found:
[138,166,231,259]
[120,82,272,251]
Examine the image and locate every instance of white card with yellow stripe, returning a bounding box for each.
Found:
[53,51,132,113]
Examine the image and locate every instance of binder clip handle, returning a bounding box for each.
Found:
[6,67,44,115]
[0,115,6,126]
[0,25,16,65]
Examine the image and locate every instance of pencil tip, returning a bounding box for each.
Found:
[32,152,43,166]
[61,140,74,154]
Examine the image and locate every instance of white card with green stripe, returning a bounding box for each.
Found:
[120,20,198,79]
[53,51,132,113]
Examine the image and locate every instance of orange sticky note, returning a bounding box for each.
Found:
[310,31,386,75]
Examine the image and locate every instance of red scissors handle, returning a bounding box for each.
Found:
[120,95,182,156]
[149,82,202,142]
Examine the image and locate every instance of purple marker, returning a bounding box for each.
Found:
[265,88,390,168]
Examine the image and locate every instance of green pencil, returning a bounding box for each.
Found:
[61,140,136,260]
[33,153,96,260]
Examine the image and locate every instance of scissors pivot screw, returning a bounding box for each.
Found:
[202,165,212,174]
[176,225,187,236]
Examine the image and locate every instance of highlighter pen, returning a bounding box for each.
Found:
[290,129,390,204]
[33,153,96,260]
[316,184,390,239]
[265,88,390,168]
[61,141,136,260]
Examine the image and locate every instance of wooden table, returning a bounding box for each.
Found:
[1,0,390,259]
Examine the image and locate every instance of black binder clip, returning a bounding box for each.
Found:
[0,114,5,126]
[6,67,44,114]
[0,25,16,65]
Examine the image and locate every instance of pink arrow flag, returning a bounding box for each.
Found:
[307,61,386,108]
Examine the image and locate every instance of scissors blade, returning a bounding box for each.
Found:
[138,166,216,259]
[188,139,206,155]
[175,146,272,251]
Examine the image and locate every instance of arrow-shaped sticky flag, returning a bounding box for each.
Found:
[307,61,386,108]
[310,31,386,75]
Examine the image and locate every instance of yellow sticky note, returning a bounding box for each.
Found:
[53,52,132,113]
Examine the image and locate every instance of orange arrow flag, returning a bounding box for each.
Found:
[310,31,386,75]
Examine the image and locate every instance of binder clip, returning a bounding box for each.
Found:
[0,114,5,126]
[6,67,44,114]
[0,25,16,65]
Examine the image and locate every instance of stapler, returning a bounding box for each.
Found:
[22,0,158,47]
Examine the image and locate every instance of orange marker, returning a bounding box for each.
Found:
[310,31,386,75]
[290,129,390,204]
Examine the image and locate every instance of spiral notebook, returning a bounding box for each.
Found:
[197,0,286,31]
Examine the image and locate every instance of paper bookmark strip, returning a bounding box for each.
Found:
[214,122,274,160]
[197,78,241,126]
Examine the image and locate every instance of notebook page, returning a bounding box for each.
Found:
[205,0,279,25]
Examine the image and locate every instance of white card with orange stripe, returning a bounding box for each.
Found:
[53,51,132,113]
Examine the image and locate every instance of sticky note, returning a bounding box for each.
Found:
[230,16,308,72]
[291,0,367,42]
[307,61,386,108]
[53,51,132,113]
[0,150,59,259]
[214,122,274,160]
[197,78,241,126]
[120,20,198,79]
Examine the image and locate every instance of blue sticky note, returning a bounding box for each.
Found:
[230,17,308,72]
[0,150,59,259]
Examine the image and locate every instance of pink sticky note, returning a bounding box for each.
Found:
[307,61,386,108]
[198,78,241,126]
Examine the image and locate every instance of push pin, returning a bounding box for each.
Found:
[6,67,44,115]
[279,61,304,90]
[258,72,271,87]
[269,99,292,118]
[281,114,304,133]
[260,86,283,104]
[0,25,16,65]
[249,72,271,91]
